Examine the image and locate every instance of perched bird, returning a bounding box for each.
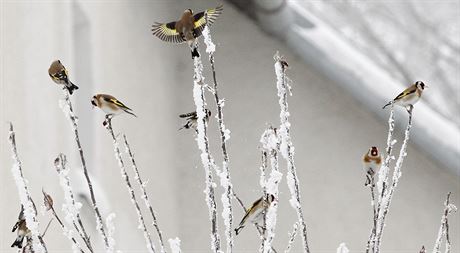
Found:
[151,5,223,58]
[234,194,275,235]
[91,94,136,118]
[382,81,427,113]
[48,60,79,95]
[179,109,211,130]
[11,206,30,249]
[362,146,382,187]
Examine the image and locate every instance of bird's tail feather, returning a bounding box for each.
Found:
[234,225,244,235]
[67,81,79,95]
[191,47,200,58]
[382,101,392,109]
[11,236,24,248]
[124,110,137,118]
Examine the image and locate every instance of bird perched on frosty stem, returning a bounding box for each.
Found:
[234,194,275,235]
[151,5,223,58]
[48,60,79,95]
[11,206,30,249]
[178,109,211,131]
[362,146,382,187]
[91,94,137,122]
[382,81,427,114]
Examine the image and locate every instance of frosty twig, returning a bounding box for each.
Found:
[191,52,221,252]
[8,122,47,253]
[59,90,110,249]
[284,222,299,253]
[54,153,94,252]
[123,134,167,253]
[274,53,310,253]
[203,20,234,253]
[104,117,156,253]
[433,192,457,253]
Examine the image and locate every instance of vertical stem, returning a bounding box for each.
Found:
[61,90,109,248]
[104,117,156,253]
[123,134,167,253]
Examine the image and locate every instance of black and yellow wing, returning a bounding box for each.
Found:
[179,111,197,118]
[193,5,223,37]
[151,21,185,44]
[394,85,416,101]
[104,96,132,111]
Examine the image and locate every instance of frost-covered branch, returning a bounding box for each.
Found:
[105,213,117,253]
[337,243,349,253]
[259,127,282,253]
[284,222,299,253]
[203,20,234,253]
[123,134,167,253]
[274,53,310,253]
[191,51,221,253]
[59,90,109,249]
[432,192,457,253]
[54,153,94,253]
[8,122,47,253]
[168,238,182,253]
[42,190,85,253]
[104,117,156,253]
[373,110,414,253]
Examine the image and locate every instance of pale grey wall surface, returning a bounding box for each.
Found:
[1,0,459,252]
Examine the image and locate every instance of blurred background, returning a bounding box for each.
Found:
[1,0,459,252]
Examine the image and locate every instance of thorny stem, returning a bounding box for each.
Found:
[104,117,156,253]
[373,109,413,253]
[54,153,94,253]
[122,134,167,253]
[274,55,310,253]
[61,90,109,248]
[203,15,234,253]
[8,123,48,253]
[192,53,221,252]
[42,191,85,253]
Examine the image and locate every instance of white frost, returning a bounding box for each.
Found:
[168,238,182,253]
[336,243,349,253]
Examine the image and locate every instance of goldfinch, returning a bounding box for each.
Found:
[91,94,136,117]
[11,207,30,249]
[179,109,211,130]
[151,5,223,58]
[362,146,382,187]
[234,194,275,235]
[48,60,79,95]
[382,81,427,112]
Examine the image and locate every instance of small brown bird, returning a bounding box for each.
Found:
[382,81,427,113]
[151,5,223,58]
[48,60,79,95]
[362,146,382,187]
[91,94,136,118]
[179,109,211,130]
[11,206,30,249]
[235,194,275,235]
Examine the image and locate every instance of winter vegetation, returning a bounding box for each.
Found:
[5,7,457,253]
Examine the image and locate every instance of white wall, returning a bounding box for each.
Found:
[1,0,458,252]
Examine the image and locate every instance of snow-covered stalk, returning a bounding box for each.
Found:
[105,213,117,253]
[432,192,457,253]
[191,52,221,253]
[367,109,396,252]
[284,222,299,253]
[365,185,378,253]
[373,111,414,253]
[8,122,47,253]
[168,238,182,253]
[337,243,349,253]
[122,134,167,253]
[260,127,283,253]
[59,90,110,249]
[42,190,84,253]
[203,21,234,253]
[54,153,94,253]
[274,53,310,253]
[104,117,155,253]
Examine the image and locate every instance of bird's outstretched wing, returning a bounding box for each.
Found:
[193,5,223,37]
[151,21,185,43]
